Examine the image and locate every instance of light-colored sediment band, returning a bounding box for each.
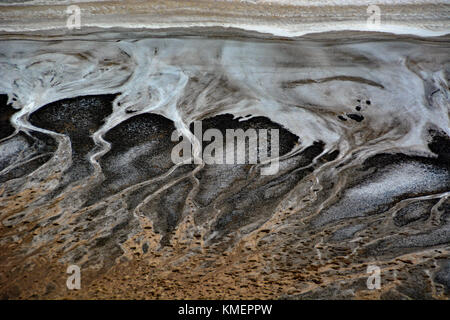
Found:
[0,0,449,38]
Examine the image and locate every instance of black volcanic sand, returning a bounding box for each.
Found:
[0,94,16,139]
[29,94,117,184]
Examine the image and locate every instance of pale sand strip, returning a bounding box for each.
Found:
[0,0,448,37]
